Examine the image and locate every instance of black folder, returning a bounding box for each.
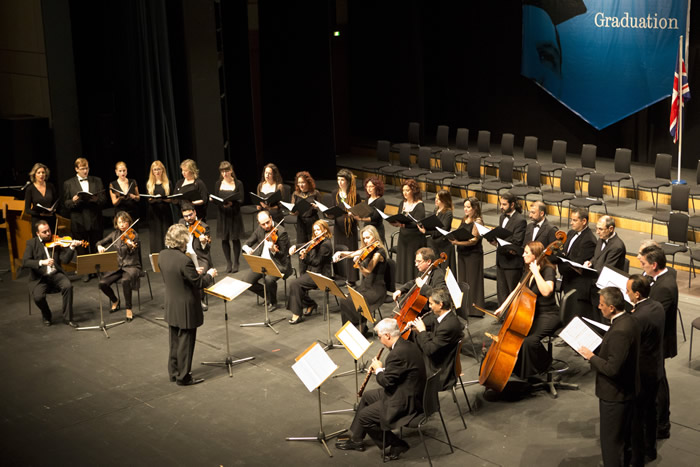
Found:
[250,190,282,206]
[481,226,513,242]
[209,193,237,206]
[417,214,445,231]
[281,197,313,215]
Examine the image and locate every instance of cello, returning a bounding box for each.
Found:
[475,231,566,392]
[395,252,447,339]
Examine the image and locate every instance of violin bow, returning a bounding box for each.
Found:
[251,219,284,253]
[103,218,140,252]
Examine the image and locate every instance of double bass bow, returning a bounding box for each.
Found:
[475,231,566,392]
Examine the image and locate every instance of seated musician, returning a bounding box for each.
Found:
[510,241,559,380]
[335,318,426,461]
[335,225,387,336]
[178,202,212,310]
[22,220,81,327]
[241,210,293,311]
[97,211,142,322]
[409,288,464,389]
[392,247,445,314]
[286,220,332,325]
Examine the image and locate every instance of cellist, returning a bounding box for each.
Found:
[392,248,446,315]
[509,241,560,380]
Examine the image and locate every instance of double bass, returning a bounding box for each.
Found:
[476,231,566,392]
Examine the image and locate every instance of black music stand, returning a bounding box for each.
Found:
[239,253,284,334]
[75,251,125,338]
[149,253,165,321]
[287,343,347,457]
[307,271,346,351]
[202,277,255,376]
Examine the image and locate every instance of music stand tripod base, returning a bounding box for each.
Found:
[286,387,348,457]
[239,256,285,334]
[203,300,255,377]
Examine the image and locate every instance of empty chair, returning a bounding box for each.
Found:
[431,125,450,155]
[689,246,700,288]
[604,148,636,207]
[483,133,515,172]
[660,212,689,268]
[568,172,608,217]
[453,128,469,158]
[651,184,690,238]
[402,146,433,180]
[540,140,568,190]
[481,156,515,198]
[542,168,576,224]
[391,121,421,153]
[575,144,597,195]
[473,130,491,158]
[363,140,392,175]
[637,153,673,212]
[513,136,539,178]
[690,160,700,212]
[450,154,482,196]
[381,143,412,183]
[510,162,542,210]
[424,150,458,190]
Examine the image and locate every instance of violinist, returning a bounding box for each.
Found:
[22,220,81,327]
[510,241,559,380]
[97,212,142,323]
[392,248,445,315]
[179,202,212,310]
[241,210,293,311]
[336,225,387,335]
[286,220,332,325]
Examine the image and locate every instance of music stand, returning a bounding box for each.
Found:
[149,253,166,321]
[239,253,285,334]
[202,277,255,376]
[307,271,346,351]
[333,285,374,378]
[75,251,125,338]
[324,322,372,414]
[287,343,347,457]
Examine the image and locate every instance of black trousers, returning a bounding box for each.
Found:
[631,378,659,465]
[656,367,671,431]
[599,399,633,467]
[242,270,280,305]
[168,326,197,383]
[287,273,317,315]
[513,311,560,379]
[350,388,401,449]
[496,267,521,304]
[99,269,133,309]
[32,273,73,321]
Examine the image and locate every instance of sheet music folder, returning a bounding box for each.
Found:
[205,276,253,301]
[335,321,371,361]
[291,342,338,392]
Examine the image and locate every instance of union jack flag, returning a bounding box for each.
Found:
[670,48,691,144]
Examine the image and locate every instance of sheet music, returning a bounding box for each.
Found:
[291,343,338,392]
[596,266,633,304]
[496,238,512,246]
[559,257,598,272]
[444,267,463,308]
[205,277,252,301]
[559,316,603,354]
[149,253,159,273]
[335,322,371,360]
[582,316,610,332]
[313,200,329,212]
[376,208,390,219]
[186,252,199,269]
[280,201,294,211]
[474,222,491,236]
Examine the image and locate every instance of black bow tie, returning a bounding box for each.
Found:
[79,178,88,182]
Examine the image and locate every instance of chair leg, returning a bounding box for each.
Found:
[464,325,481,364]
[28,291,32,316]
[437,410,454,453]
[450,387,467,428]
[146,272,153,300]
[678,308,686,342]
[417,423,433,467]
[458,376,473,413]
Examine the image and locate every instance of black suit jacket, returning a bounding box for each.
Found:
[496,211,526,269]
[589,312,640,402]
[398,266,446,298]
[159,247,214,329]
[22,237,76,289]
[178,219,213,269]
[525,218,558,247]
[631,298,665,383]
[376,338,427,429]
[591,233,627,273]
[649,269,679,359]
[414,311,464,389]
[557,227,597,277]
[62,175,106,232]
[244,225,293,277]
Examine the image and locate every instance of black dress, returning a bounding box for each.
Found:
[214,179,244,240]
[257,183,284,224]
[395,201,426,284]
[456,220,485,314]
[110,179,140,221]
[513,266,560,379]
[174,178,209,221]
[24,182,58,230]
[425,209,455,273]
[331,189,359,283]
[339,247,388,326]
[365,196,386,246]
[292,190,320,245]
[147,184,174,254]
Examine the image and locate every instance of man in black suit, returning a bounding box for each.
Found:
[555,207,597,320]
[393,247,446,314]
[62,157,106,282]
[178,202,212,270]
[336,318,426,461]
[410,288,464,390]
[159,224,217,386]
[525,201,558,246]
[638,245,678,440]
[627,274,665,464]
[22,220,81,327]
[241,210,293,311]
[579,287,640,467]
[491,192,527,304]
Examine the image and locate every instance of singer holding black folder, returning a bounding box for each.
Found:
[256,163,285,223]
[109,161,141,222]
[352,177,386,245]
[331,169,360,284]
[174,159,209,221]
[24,163,58,230]
[145,160,174,254]
[418,189,455,273]
[291,171,320,259]
[213,161,244,273]
[450,197,485,313]
[392,179,426,284]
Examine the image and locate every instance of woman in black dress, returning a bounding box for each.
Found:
[287,220,332,325]
[335,225,387,335]
[109,161,141,222]
[214,161,244,273]
[393,179,426,284]
[450,197,485,315]
[24,163,58,230]
[352,176,386,246]
[96,211,142,322]
[511,241,559,379]
[291,171,320,273]
[331,169,359,284]
[174,159,208,221]
[419,189,455,273]
[256,163,285,224]
[145,160,174,254]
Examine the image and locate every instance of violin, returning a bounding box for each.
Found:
[46,236,88,249]
[251,219,284,254]
[292,234,324,256]
[123,228,138,250]
[353,241,380,269]
[188,220,207,239]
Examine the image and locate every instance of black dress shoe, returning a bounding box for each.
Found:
[43,319,52,327]
[384,441,409,461]
[335,439,365,451]
[289,315,304,325]
[177,378,205,386]
[169,376,176,382]
[267,303,278,312]
[303,304,317,316]
[63,320,79,328]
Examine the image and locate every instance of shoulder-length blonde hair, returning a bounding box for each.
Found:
[147,160,170,195]
[180,159,199,179]
[29,163,50,183]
